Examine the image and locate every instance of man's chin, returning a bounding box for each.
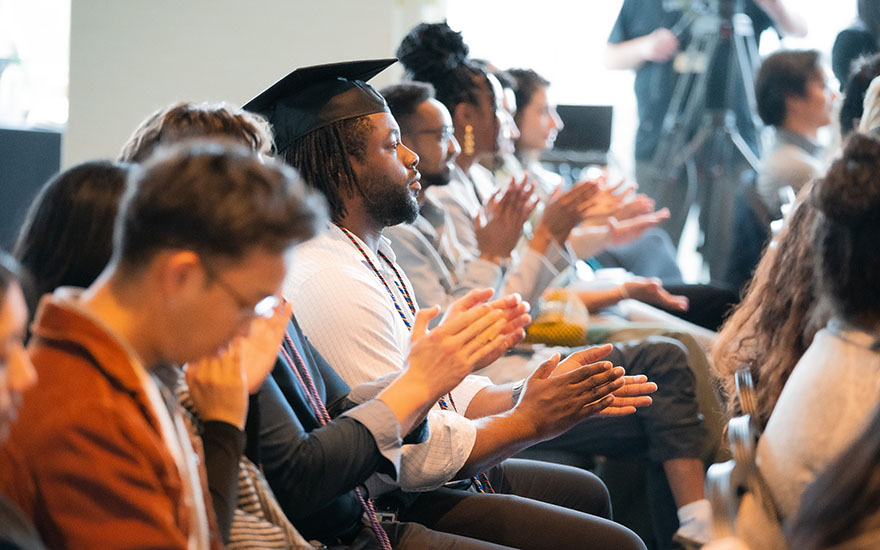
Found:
[421,171,453,188]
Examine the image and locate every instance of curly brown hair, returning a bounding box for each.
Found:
[712,196,830,430]
[119,102,274,163]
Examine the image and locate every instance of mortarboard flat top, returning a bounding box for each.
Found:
[243,58,397,152]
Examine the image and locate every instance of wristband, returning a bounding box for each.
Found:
[511,380,525,405]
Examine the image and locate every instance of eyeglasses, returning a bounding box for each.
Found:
[414,126,455,143]
[203,263,279,319]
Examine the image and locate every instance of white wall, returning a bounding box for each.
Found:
[66,0,444,166]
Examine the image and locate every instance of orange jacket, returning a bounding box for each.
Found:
[0,296,220,549]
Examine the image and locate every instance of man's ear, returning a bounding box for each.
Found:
[782,94,803,123]
[156,250,204,305]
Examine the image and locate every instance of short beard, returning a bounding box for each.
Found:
[420,169,453,188]
[359,174,419,227]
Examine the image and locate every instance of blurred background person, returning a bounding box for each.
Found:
[605,0,807,282]
[832,0,880,91]
[0,252,42,549]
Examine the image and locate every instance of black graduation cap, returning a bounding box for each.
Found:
[243,58,397,152]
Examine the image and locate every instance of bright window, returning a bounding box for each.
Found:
[0,0,70,129]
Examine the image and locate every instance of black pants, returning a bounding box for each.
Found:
[657,283,738,332]
[524,337,704,549]
[383,522,517,549]
[398,459,646,550]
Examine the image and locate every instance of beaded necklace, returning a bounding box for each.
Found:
[336,224,493,493]
[280,333,393,550]
[338,225,415,329]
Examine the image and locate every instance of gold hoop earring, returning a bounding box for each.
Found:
[463,124,475,156]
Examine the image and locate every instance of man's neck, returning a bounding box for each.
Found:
[456,154,475,173]
[336,212,384,253]
[79,271,161,367]
[781,119,819,141]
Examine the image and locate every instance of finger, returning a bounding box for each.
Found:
[521,197,539,221]
[609,395,654,409]
[569,364,625,390]
[656,287,689,311]
[411,305,440,340]
[448,308,505,351]
[264,300,293,341]
[596,403,639,417]
[511,182,531,214]
[475,207,488,230]
[484,293,522,312]
[613,381,658,397]
[569,180,601,203]
[438,302,494,336]
[230,342,245,381]
[469,303,530,346]
[579,394,617,418]
[573,369,626,407]
[529,353,561,381]
[561,344,614,368]
[488,311,532,344]
[447,288,494,314]
[500,301,530,323]
[463,316,518,365]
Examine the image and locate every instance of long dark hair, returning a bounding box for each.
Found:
[13,161,131,313]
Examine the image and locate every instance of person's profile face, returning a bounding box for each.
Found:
[403,99,460,188]
[351,112,421,226]
[517,85,564,153]
[465,74,514,158]
[497,87,519,156]
[172,248,289,364]
[789,69,835,132]
[0,281,36,442]
[806,70,835,130]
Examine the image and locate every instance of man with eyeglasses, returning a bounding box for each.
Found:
[379,81,532,312]
[0,141,323,549]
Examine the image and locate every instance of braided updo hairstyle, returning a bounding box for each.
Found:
[811,131,880,328]
[396,21,494,116]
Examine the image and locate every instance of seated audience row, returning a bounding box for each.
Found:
[8,16,880,550]
[0,79,654,550]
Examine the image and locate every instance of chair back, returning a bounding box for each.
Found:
[706,366,781,541]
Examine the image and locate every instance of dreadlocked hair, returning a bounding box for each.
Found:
[282,116,372,222]
[397,21,491,115]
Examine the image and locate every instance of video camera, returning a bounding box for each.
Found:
[664,0,745,18]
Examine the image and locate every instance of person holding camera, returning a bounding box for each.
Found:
[605,0,807,281]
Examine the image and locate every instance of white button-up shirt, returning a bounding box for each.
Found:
[284,224,491,492]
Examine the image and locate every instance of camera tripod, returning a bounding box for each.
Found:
[650,0,763,278]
